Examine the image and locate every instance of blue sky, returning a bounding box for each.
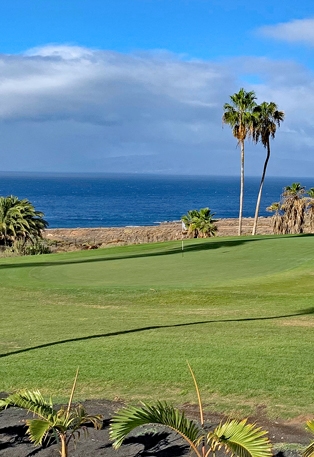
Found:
[0,0,314,176]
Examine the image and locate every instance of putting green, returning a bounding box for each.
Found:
[1,235,314,289]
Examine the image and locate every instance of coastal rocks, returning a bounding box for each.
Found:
[43,217,275,252]
[44,223,184,252]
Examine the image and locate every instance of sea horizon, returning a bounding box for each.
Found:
[0,172,313,229]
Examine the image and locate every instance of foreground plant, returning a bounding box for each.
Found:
[110,364,272,457]
[0,370,102,457]
[303,420,314,457]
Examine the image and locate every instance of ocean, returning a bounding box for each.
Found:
[0,172,312,228]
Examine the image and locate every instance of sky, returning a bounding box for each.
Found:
[0,0,314,176]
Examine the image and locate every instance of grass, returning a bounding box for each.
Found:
[0,234,314,419]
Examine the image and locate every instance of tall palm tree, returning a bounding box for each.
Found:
[110,365,272,457]
[223,88,257,235]
[251,102,285,235]
[0,196,48,247]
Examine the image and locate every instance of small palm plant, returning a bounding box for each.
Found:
[0,370,102,457]
[303,420,314,457]
[110,364,272,457]
[182,208,217,238]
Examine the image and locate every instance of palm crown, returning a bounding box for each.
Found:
[181,207,217,238]
[0,195,48,246]
[222,88,257,142]
[252,102,284,146]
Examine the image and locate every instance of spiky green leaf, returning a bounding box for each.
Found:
[25,419,52,446]
[2,390,56,421]
[207,419,272,457]
[110,401,201,450]
[303,420,314,457]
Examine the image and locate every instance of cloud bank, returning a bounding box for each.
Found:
[0,44,314,176]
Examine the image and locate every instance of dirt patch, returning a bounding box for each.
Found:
[276,319,314,327]
[0,398,311,457]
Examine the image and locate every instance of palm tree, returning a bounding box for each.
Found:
[0,371,102,457]
[181,208,217,238]
[196,207,217,237]
[0,196,48,248]
[251,102,285,235]
[266,202,283,235]
[306,188,314,233]
[223,88,257,235]
[282,183,306,234]
[182,209,201,238]
[110,364,272,457]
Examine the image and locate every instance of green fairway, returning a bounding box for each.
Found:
[1,234,314,419]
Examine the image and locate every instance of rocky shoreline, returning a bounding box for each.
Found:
[43,217,275,252]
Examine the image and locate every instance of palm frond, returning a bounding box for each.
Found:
[303,420,314,457]
[0,398,8,410]
[206,419,272,457]
[67,405,103,431]
[187,362,204,427]
[304,443,314,457]
[25,419,53,446]
[2,390,56,420]
[110,401,201,450]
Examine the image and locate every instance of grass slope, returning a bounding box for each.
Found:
[0,234,314,419]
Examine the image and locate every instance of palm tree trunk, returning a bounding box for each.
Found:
[60,434,68,457]
[238,140,245,236]
[252,139,270,235]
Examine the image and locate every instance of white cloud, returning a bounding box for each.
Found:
[259,18,314,46]
[0,45,314,176]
